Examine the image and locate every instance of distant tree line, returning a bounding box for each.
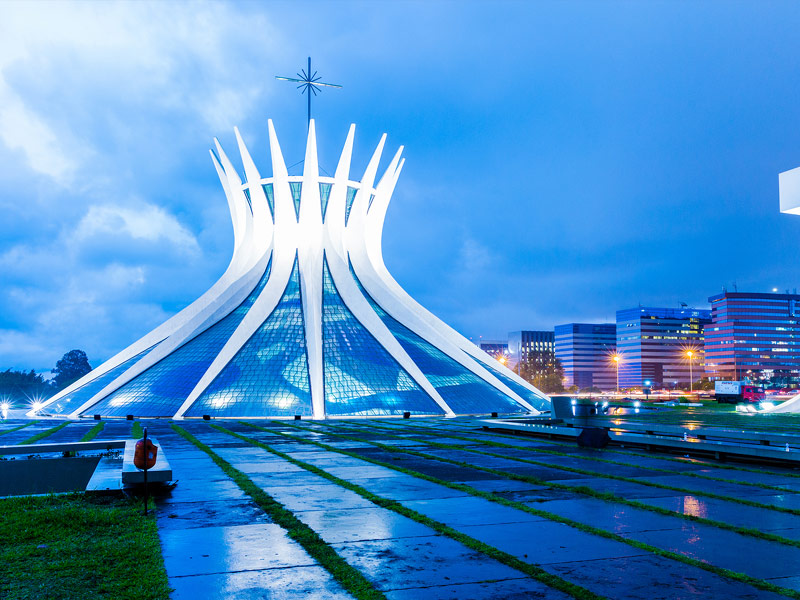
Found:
[0,350,92,407]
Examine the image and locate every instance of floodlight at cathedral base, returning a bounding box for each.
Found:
[34,120,550,420]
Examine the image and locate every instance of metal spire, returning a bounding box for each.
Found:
[276,57,341,126]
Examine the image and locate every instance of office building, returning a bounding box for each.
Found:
[704,291,800,384]
[616,307,711,388]
[554,323,616,390]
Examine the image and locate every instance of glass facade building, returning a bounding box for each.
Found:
[616,307,711,388]
[704,292,800,384]
[554,323,616,390]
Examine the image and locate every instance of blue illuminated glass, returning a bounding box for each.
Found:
[46,344,159,416]
[290,182,302,220]
[368,193,375,211]
[321,258,442,416]
[320,183,332,221]
[243,187,253,212]
[262,183,274,218]
[344,186,357,225]
[186,256,313,417]
[87,260,272,417]
[349,270,526,415]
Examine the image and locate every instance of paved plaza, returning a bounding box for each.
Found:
[4,416,800,599]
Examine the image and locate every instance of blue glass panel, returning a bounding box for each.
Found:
[243,187,253,212]
[262,183,274,218]
[368,193,375,211]
[349,271,526,415]
[478,357,550,411]
[186,256,313,417]
[290,182,302,220]
[344,186,357,225]
[319,182,332,221]
[87,260,272,417]
[44,344,159,416]
[321,259,442,416]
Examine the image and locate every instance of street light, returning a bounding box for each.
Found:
[612,354,621,394]
[686,350,695,393]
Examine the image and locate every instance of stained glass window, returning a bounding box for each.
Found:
[86,260,272,417]
[477,358,550,411]
[344,186,357,225]
[185,256,313,418]
[243,187,253,213]
[321,258,442,416]
[350,270,527,415]
[319,182,332,221]
[290,182,302,220]
[262,183,274,218]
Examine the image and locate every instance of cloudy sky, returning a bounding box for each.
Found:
[1,1,800,372]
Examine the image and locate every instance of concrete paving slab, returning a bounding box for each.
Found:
[535,497,685,535]
[383,576,572,599]
[457,520,649,565]
[543,554,787,600]
[158,500,272,531]
[169,564,354,599]
[400,496,547,528]
[160,523,316,577]
[294,507,434,543]
[332,535,532,591]
[265,483,376,511]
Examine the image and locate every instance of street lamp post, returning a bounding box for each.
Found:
[612,355,620,394]
[686,350,694,394]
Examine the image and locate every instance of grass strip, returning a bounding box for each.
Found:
[132,421,143,439]
[0,493,170,600]
[169,424,386,600]
[18,421,71,445]
[0,421,36,438]
[213,423,605,600]
[334,420,799,495]
[318,421,800,549]
[249,421,800,599]
[79,421,105,442]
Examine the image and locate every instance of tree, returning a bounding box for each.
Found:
[515,355,565,394]
[52,350,92,391]
[0,369,53,406]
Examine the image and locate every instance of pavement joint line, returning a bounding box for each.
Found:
[377,419,800,480]
[254,421,800,600]
[0,421,36,438]
[215,423,607,600]
[17,421,71,445]
[334,420,800,518]
[332,420,800,494]
[170,423,387,600]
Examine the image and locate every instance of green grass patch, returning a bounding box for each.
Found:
[214,423,605,600]
[79,421,105,442]
[249,421,800,599]
[169,424,386,600]
[0,493,170,600]
[18,421,71,445]
[320,420,800,549]
[0,421,36,437]
[132,421,143,439]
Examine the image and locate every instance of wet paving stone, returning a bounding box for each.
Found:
[383,577,572,600]
[401,496,547,528]
[169,565,354,600]
[158,500,272,531]
[293,507,434,543]
[332,535,535,592]
[161,523,318,576]
[542,554,787,600]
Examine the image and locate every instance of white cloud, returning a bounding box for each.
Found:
[76,204,200,255]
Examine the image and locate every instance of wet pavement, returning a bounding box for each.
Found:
[5,416,800,598]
